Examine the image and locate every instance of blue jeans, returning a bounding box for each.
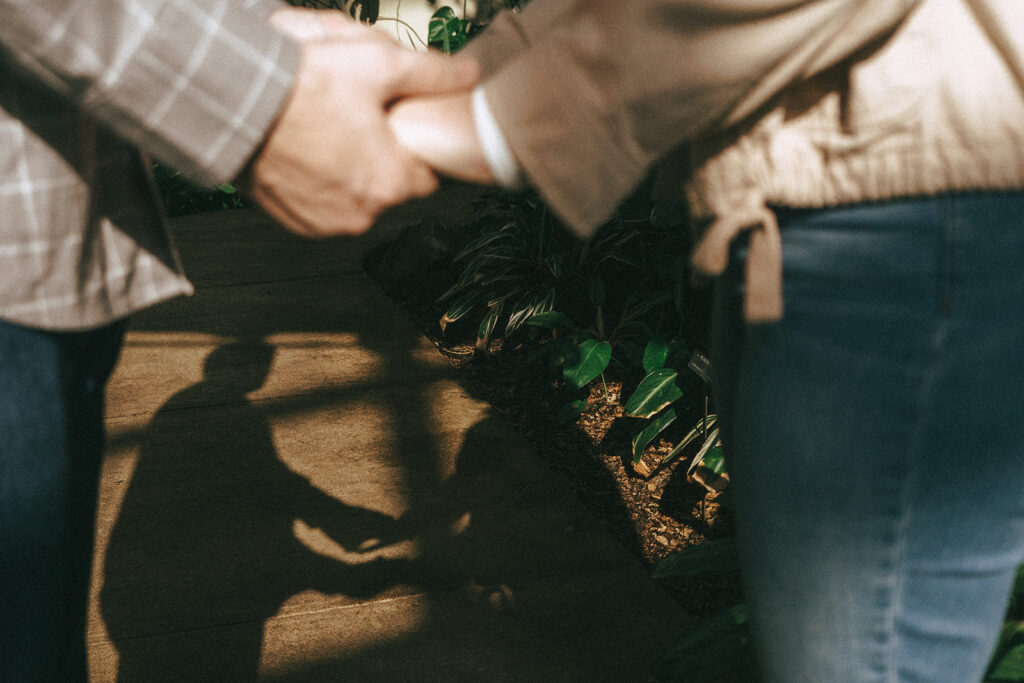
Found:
[0,318,126,682]
[713,194,1024,682]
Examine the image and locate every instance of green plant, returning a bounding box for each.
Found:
[651,538,753,682]
[292,0,528,53]
[437,191,648,352]
[428,6,478,53]
[433,184,715,439]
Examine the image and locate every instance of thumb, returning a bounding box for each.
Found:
[387,51,480,100]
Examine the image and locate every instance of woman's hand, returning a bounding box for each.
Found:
[388,92,497,186]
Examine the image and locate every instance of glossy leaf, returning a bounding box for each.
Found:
[686,427,723,478]
[506,289,554,336]
[688,430,728,493]
[562,339,611,389]
[632,408,676,464]
[439,292,483,331]
[624,368,683,419]
[476,305,501,349]
[428,6,467,52]
[428,6,456,40]
[660,415,718,466]
[642,340,671,372]
[701,444,727,475]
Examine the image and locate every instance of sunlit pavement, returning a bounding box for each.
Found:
[86,186,690,681]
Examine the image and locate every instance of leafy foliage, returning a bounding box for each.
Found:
[436,190,658,352]
[386,181,713,452]
[428,6,476,53]
[288,0,529,52]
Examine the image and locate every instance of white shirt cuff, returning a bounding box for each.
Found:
[471,86,525,190]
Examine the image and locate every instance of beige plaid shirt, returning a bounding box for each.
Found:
[0,0,299,330]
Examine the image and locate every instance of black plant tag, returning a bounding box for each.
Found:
[688,349,713,385]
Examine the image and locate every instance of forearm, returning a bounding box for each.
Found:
[388,89,501,187]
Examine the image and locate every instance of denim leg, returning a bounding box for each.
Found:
[0,319,126,682]
[713,195,1024,682]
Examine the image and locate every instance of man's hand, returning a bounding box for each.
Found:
[241,9,479,238]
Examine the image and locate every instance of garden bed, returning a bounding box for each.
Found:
[364,242,743,619]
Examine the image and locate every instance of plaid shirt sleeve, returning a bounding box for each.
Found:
[0,0,302,330]
[0,0,300,185]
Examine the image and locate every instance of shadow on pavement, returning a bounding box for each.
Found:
[94,206,680,681]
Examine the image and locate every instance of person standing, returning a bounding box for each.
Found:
[389,1,1024,679]
[0,2,477,679]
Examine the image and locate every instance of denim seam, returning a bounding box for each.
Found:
[883,317,949,682]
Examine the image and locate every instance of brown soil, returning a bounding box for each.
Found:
[372,288,743,619]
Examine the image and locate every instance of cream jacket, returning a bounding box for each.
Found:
[469,0,1024,321]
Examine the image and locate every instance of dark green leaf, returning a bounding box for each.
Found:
[654,605,755,683]
[428,7,466,52]
[505,289,553,336]
[650,200,688,228]
[660,415,718,467]
[557,397,590,423]
[562,339,611,389]
[439,292,483,331]
[652,537,740,580]
[624,368,683,419]
[527,310,576,331]
[589,276,606,308]
[348,0,379,23]
[700,444,727,475]
[686,427,723,478]
[987,621,1024,681]
[642,340,671,373]
[477,305,501,347]
[632,408,676,464]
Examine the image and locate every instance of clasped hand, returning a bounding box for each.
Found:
[241,8,489,239]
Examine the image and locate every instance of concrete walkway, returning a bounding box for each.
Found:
[86,187,690,681]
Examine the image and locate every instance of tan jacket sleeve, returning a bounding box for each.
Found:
[462,2,581,76]
[476,0,923,236]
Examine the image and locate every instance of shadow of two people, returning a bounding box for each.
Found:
[100,340,440,681]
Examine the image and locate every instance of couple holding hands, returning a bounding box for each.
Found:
[3,1,1024,681]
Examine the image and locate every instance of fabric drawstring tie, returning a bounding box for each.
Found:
[690,200,784,323]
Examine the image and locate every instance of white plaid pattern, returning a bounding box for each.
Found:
[0,0,299,329]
